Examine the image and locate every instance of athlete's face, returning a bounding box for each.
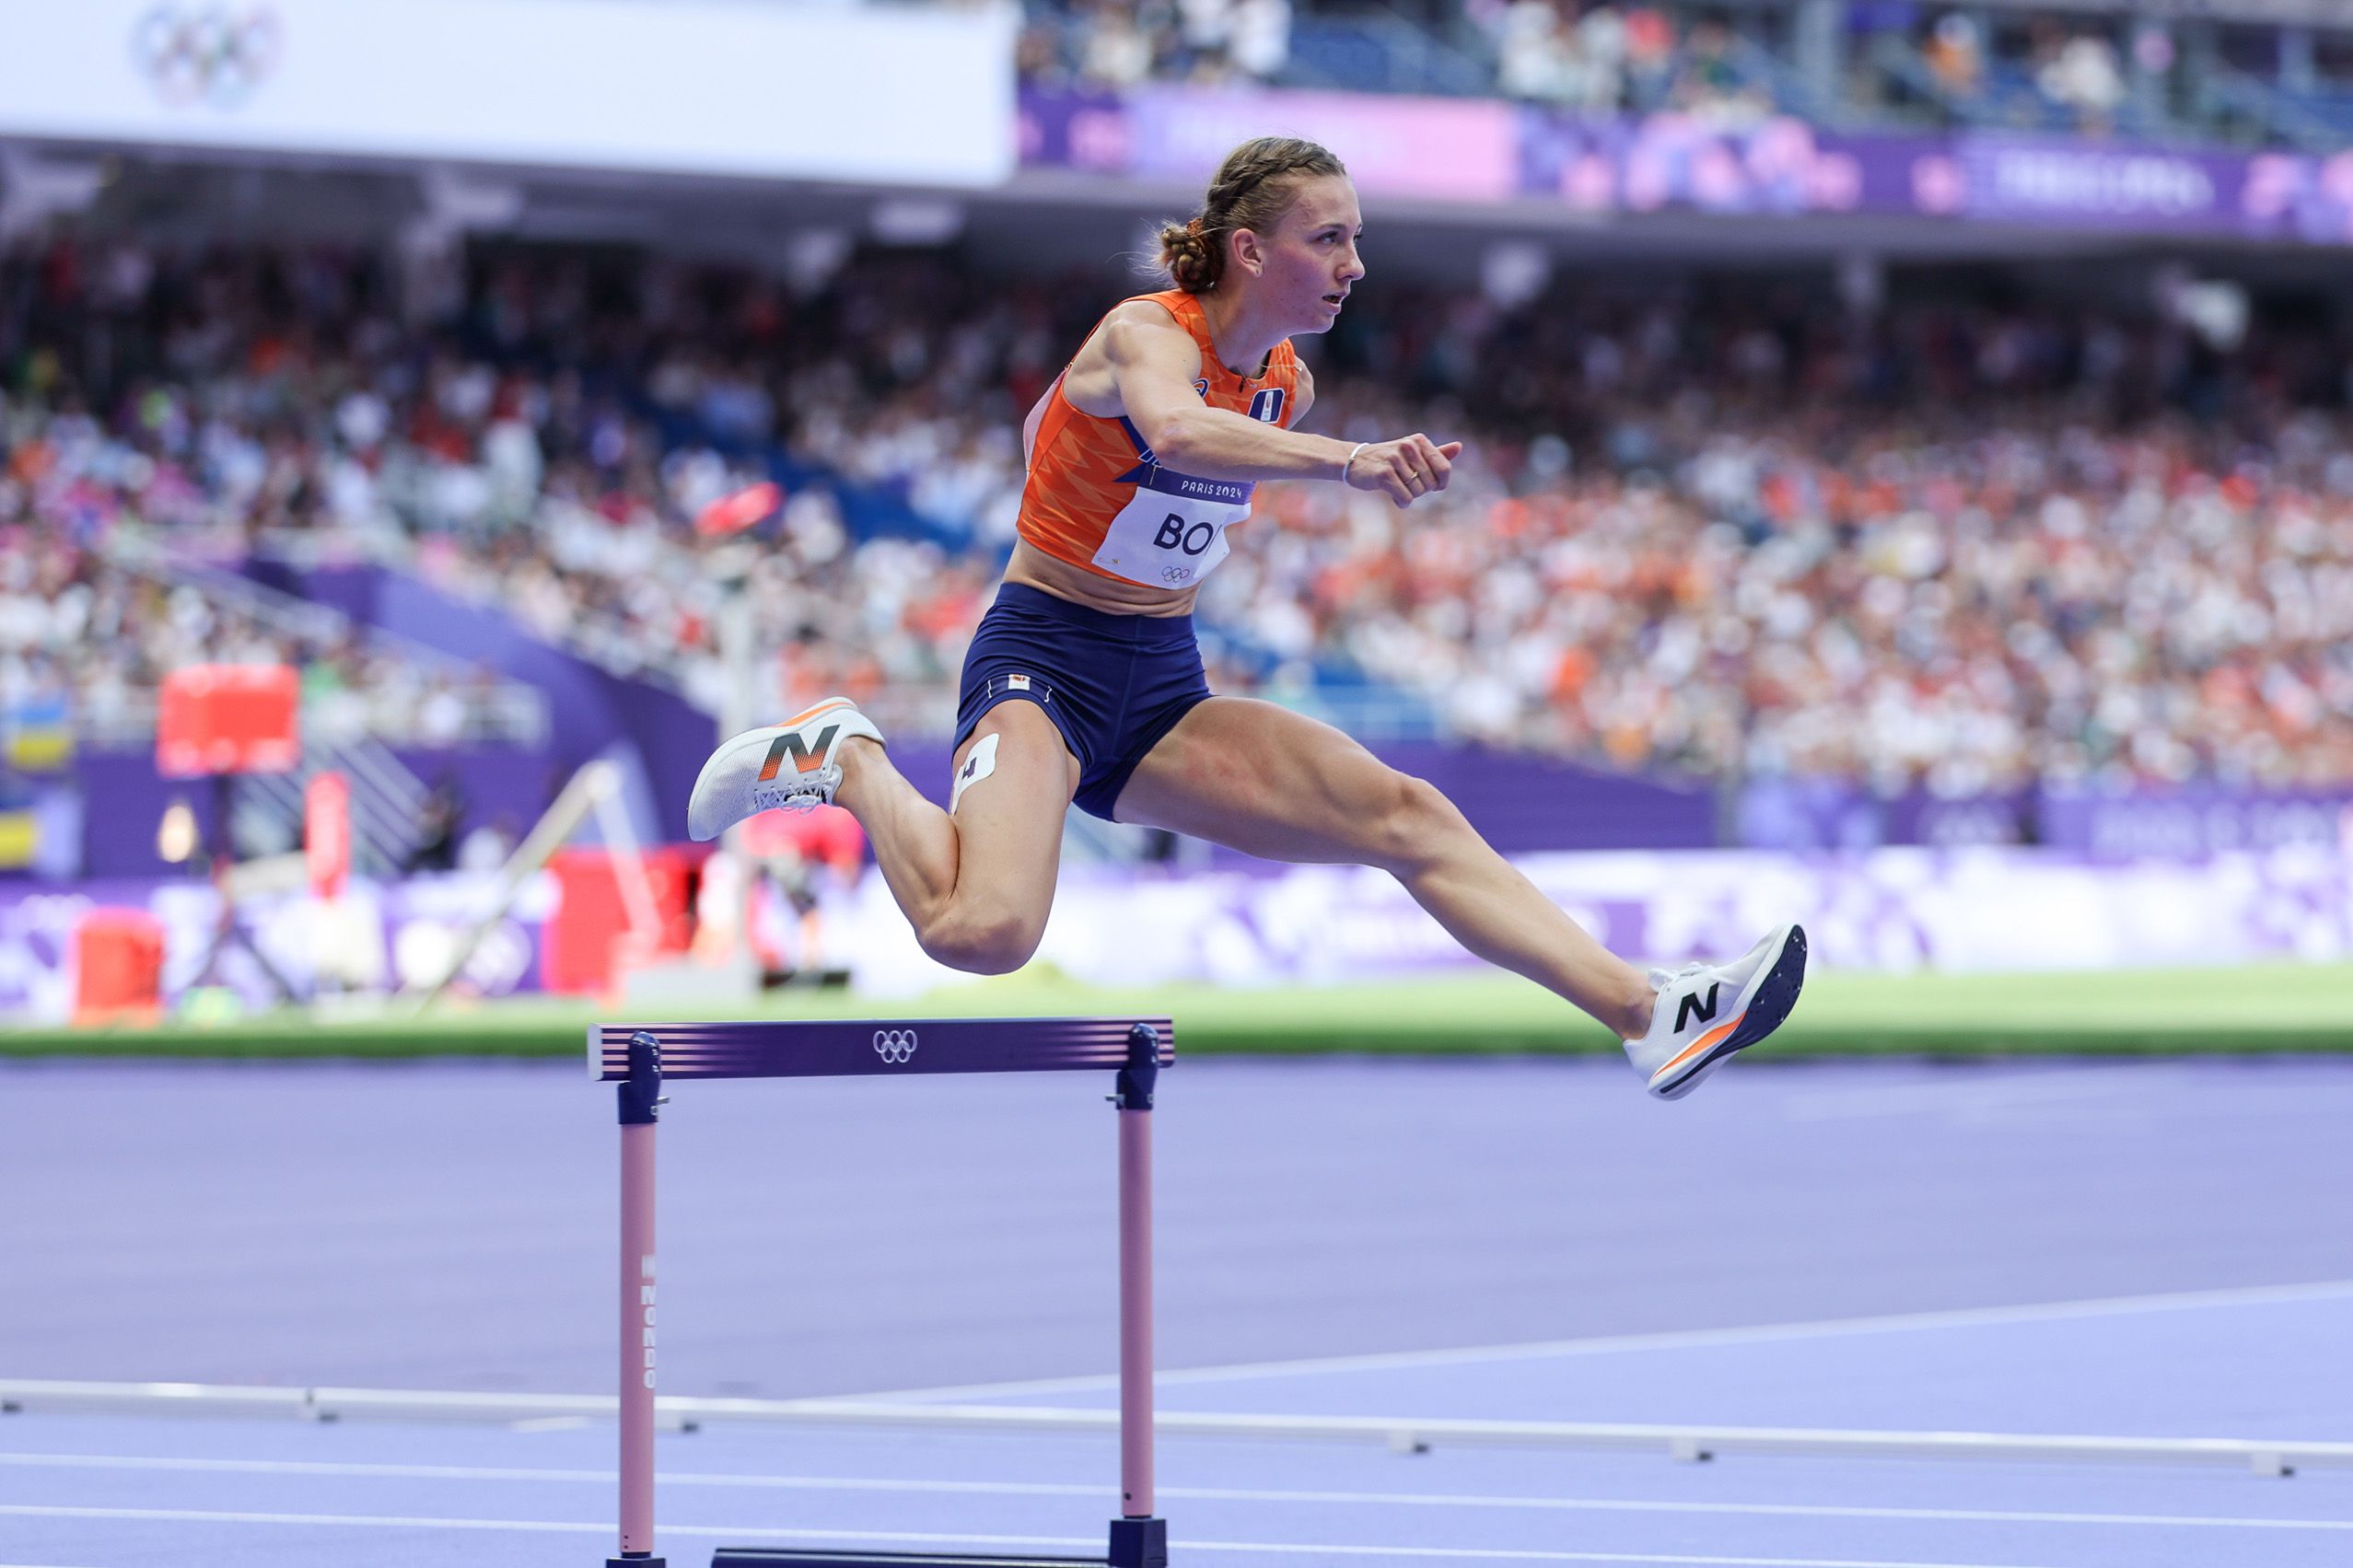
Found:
[1237,175,1364,334]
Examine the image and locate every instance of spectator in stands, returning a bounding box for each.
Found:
[1076,0,1158,90]
[1669,18,1771,127]
[1496,0,1572,103]
[1229,0,1290,81]
[1923,12,1983,101]
[1571,4,1630,113]
[2035,23,2125,133]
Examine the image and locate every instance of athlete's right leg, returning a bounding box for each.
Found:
[832,700,1078,975]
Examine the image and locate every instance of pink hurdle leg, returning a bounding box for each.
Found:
[1118,1106,1155,1519]
[619,1120,658,1558]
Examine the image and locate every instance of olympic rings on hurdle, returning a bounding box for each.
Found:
[872,1028,919,1064]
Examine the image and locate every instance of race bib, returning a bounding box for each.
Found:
[1091,464,1252,588]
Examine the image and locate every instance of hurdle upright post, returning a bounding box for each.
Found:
[612,1029,666,1568]
[1109,1024,1168,1568]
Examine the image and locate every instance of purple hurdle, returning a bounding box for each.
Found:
[594,1016,1175,1568]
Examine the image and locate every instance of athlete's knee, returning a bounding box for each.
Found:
[1363,770,1470,874]
[917,904,1044,976]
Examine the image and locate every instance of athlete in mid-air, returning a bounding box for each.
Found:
[689,136,1805,1098]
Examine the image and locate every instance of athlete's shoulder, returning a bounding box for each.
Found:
[1097,295,1205,370]
[1103,291,1191,331]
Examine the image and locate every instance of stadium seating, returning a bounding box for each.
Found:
[5,239,2351,801]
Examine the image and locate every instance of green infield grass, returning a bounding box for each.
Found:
[6,961,2351,1060]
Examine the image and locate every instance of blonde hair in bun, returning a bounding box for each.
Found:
[1154,136,1346,294]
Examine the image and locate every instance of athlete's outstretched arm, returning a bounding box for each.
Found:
[1104,309,1462,506]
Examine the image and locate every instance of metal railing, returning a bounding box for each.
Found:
[93,534,551,750]
[232,737,433,875]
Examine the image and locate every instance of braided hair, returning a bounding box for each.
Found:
[1156,137,1348,295]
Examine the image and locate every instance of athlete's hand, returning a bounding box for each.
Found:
[1344,435,1464,507]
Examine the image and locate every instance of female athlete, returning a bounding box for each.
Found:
[688,136,1805,1098]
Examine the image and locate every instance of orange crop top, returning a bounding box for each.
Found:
[1017,289,1301,589]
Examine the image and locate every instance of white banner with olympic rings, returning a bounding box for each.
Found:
[0,0,1017,186]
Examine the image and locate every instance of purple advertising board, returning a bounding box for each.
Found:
[2039,785,2353,859]
[1737,778,2353,856]
[1020,87,2353,246]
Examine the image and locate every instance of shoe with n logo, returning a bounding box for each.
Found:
[1625,923,1808,1100]
[686,697,886,841]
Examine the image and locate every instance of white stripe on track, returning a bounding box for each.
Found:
[0,1505,2082,1568]
[860,1277,2353,1402]
[3,1452,2344,1533]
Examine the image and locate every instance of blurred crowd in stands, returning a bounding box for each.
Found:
[1019,0,1293,88]
[1482,3,1777,123]
[6,236,2353,797]
[0,243,543,754]
[0,528,505,753]
[1020,0,2353,148]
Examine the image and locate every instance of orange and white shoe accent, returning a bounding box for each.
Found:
[686,697,886,842]
[1625,923,1809,1100]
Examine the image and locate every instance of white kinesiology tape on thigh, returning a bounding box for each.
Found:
[949,731,1001,813]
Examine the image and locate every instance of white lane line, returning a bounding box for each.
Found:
[0,1505,2082,1568]
[4,1453,2345,1533]
[1189,1549,2075,1567]
[860,1277,2353,1402]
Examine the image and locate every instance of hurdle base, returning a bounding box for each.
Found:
[710,1515,1166,1568]
[1107,1517,1168,1568]
[606,1556,667,1567]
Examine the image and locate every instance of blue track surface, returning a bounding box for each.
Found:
[6,1055,2352,1565]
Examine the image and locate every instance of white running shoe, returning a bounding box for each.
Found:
[686,697,886,842]
[1625,923,1808,1100]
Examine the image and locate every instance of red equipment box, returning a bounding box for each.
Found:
[157,664,300,776]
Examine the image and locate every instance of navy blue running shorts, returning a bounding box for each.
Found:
[952,582,1212,821]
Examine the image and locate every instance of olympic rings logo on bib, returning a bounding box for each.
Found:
[873,1029,919,1064]
[1093,467,1252,588]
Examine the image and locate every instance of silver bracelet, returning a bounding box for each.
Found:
[1342,442,1368,482]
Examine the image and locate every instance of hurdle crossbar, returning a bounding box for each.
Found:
[594,1016,1174,1568]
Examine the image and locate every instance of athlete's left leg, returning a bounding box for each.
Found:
[1113,696,1657,1039]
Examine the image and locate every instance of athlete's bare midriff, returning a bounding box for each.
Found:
[1001,539,1203,619]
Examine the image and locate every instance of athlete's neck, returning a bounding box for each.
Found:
[1197,287,1278,379]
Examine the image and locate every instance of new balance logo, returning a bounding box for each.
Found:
[1674,983,1721,1033]
[758,725,839,781]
